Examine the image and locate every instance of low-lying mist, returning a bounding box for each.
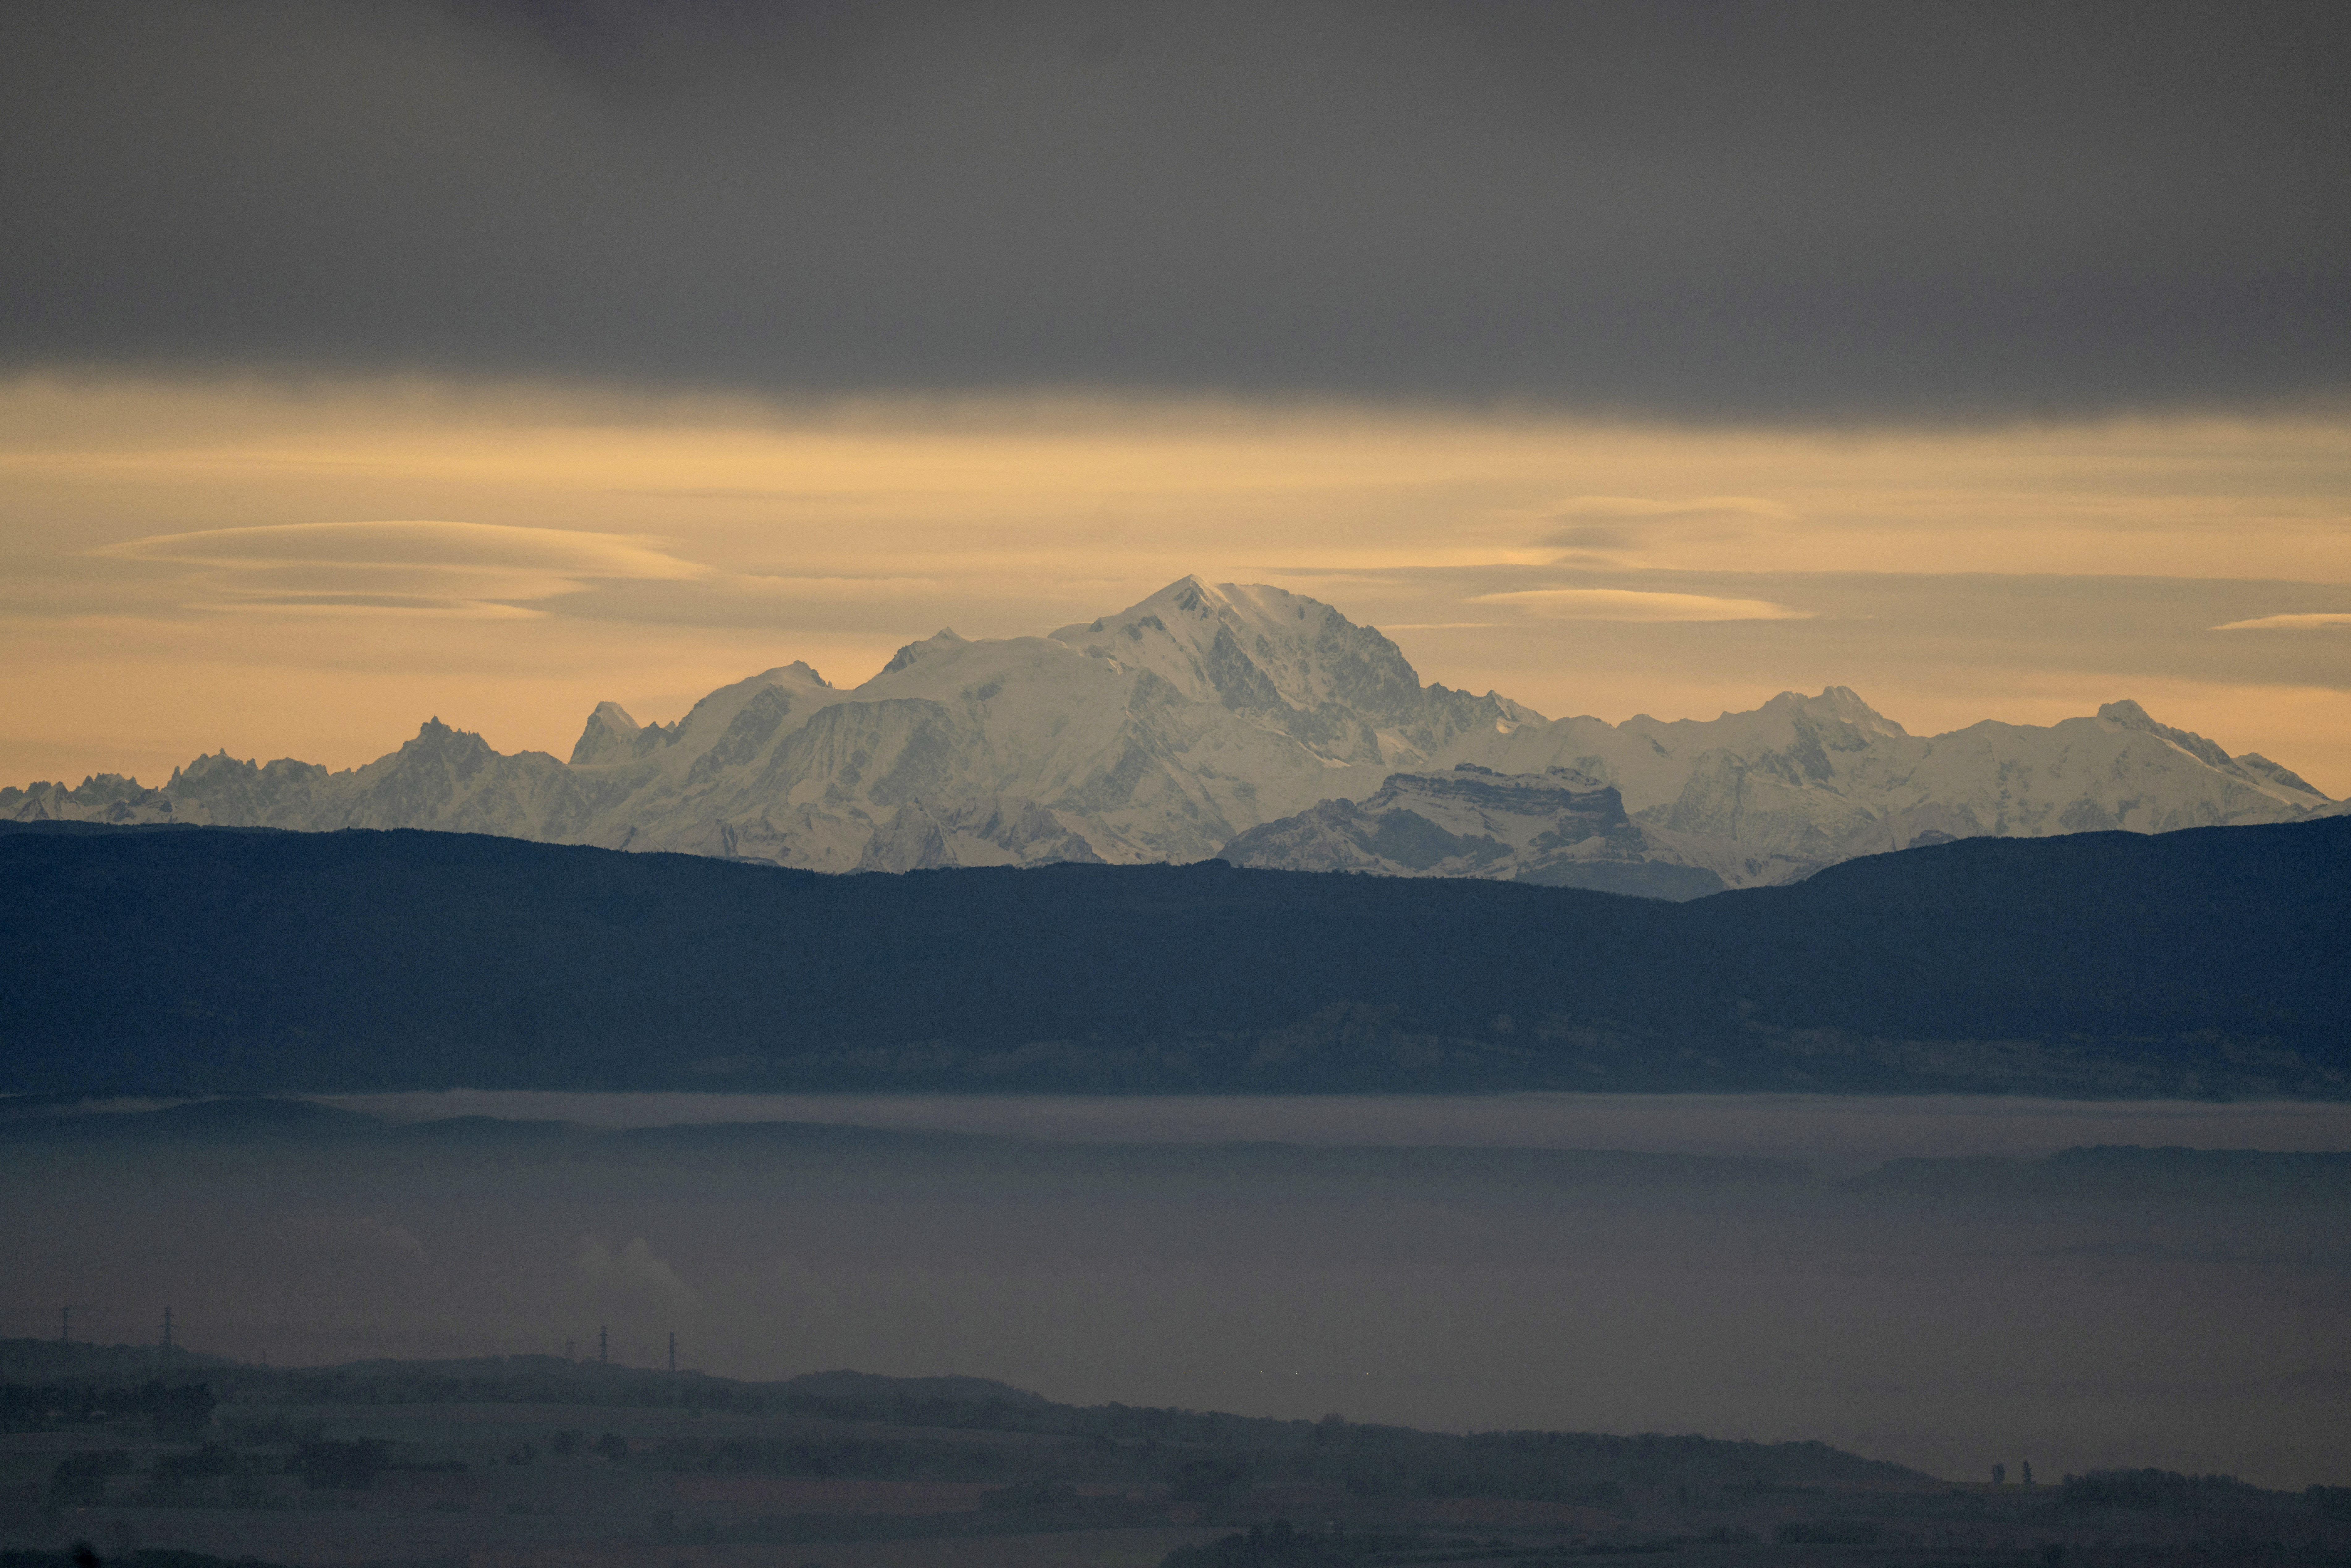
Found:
[4,1095,2345,1491]
[324,1089,2351,1175]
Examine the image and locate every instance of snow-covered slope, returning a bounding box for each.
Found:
[1223,683,2335,895]
[1434,689,2331,886]
[3,577,2335,884]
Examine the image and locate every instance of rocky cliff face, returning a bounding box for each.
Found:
[1218,766,1736,899]
[4,577,2335,881]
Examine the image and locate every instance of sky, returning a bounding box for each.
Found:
[3,1,2349,792]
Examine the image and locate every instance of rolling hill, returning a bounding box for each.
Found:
[2,814,2344,1096]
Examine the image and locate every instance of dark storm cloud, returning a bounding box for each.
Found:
[4,1,2347,419]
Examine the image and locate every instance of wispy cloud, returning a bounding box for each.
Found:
[95,520,707,617]
[1537,496,1793,554]
[2209,612,2351,632]
[1473,588,1814,623]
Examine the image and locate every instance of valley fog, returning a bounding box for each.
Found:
[324,1089,2351,1176]
[5,1095,2345,1490]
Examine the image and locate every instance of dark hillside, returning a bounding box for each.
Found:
[1,818,2344,1095]
[0,1341,1928,1491]
[1690,819,2351,1044]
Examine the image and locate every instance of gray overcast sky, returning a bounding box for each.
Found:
[5,0,2348,420]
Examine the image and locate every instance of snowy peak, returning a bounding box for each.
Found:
[402,717,492,760]
[658,663,833,757]
[767,660,831,688]
[1051,575,1424,725]
[1767,686,1910,740]
[1618,685,1903,754]
[571,701,641,765]
[2098,699,2331,804]
[571,700,683,767]
[375,718,526,780]
[2236,752,2329,801]
[876,631,966,679]
[2098,698,2234,771]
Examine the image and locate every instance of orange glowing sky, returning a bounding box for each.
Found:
[5,376,2348,795]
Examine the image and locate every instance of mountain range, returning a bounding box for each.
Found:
[3,577,2334,895]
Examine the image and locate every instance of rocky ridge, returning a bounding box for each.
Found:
[1219,767,1745,899]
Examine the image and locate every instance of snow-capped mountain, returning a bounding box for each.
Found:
[1439,689,2333,890]
[1217,686,2335,897]
[3,576,2335,888]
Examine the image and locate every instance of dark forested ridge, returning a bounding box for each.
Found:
[1,818,2345,1096]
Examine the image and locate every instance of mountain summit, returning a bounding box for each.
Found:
[3,578,2334,890]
